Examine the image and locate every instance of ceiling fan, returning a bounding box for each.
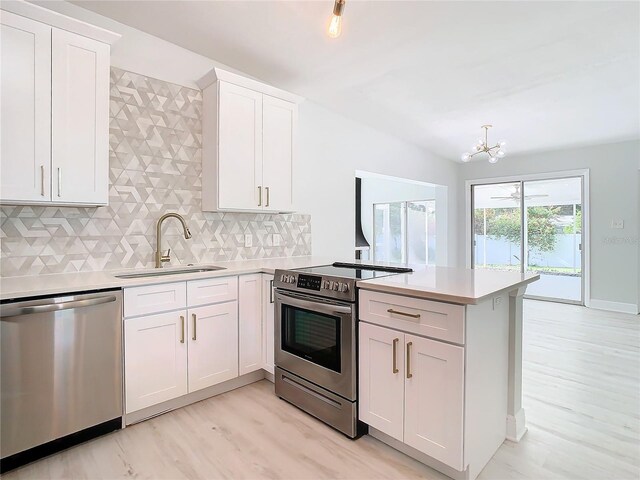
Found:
[490,184,549,201]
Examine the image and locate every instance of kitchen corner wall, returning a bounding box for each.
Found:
[0,67,311,277]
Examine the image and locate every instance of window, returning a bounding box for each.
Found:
[373,200,436,265]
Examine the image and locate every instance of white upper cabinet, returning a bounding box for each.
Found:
[51,29,110,204]
[216,82,263,211]
[0,11,51,203]
[0,2,119,206]
[199,68,302,213]
[262,95,296,212]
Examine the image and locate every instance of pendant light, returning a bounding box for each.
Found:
[328,0,345,38]
[461,125,507,163]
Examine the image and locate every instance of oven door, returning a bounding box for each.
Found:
[274,290,356,401]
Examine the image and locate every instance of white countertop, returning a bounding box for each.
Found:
[357,266,539,305]
[1,257,538,304]
[0,256,336,301]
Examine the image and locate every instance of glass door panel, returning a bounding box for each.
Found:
[523,177,582,303]
[373,202,406,263]
[472,182,522,271]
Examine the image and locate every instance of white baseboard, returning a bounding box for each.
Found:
[589,299,639,315]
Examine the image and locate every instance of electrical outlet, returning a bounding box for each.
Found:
[611,219,624,229]
[244,234,253,247]
[272,234,281,246]
[493,296,503,310]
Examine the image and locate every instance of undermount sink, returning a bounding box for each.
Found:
[114,266,225,279]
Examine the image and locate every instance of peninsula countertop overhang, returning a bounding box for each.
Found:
[357,266,539,305]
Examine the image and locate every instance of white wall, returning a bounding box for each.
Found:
[295,102,458,263]
[458,140,640,311]
[34,1,460,265]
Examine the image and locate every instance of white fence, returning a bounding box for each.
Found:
[474,234,581,272]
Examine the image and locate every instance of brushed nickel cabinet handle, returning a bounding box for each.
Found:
[387,308,420,319]
[192,313,197,341]
[258,186,262,206]
[57,168,61,197]
[265,186,270,207]
[406,341,413,379]
[269,279,274,304]
[180,315,185,343]
[392,338,399,374]
[40,165,45,196]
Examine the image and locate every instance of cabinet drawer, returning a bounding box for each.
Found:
[359,290,465,344]
[124,282,187,318]
[187,276,238,306]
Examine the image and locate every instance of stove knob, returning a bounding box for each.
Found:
[280,274,285,282]
[333,282,340,291]
[289,275,296,284]
[340,283,350,293]
[322,280,331,290]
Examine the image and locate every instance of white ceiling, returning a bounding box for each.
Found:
[72,0,640,161]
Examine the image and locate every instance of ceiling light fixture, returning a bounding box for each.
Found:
[461,125,507,163]
[328,0,345,38]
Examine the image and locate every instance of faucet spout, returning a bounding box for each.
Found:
[155,213,192,268]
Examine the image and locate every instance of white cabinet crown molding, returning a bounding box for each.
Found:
[1,0,120,45]
[197,67,304,104]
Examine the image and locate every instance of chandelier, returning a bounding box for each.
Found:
[461,125,506,163]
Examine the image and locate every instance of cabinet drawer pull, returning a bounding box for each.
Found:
[57,168,62,197]
[258,186,262,206]
[192,313,197,341]
[406,341,413,379]
[180,315,185,343]
[392,338,399,374]
[40,165,45,196]
[265,186,270,207]
[387,308,420,319]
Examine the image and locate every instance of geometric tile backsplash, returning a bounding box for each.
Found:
[0,67,311,277]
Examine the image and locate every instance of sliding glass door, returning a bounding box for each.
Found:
[374,200,436,265]
[472,177,583,304]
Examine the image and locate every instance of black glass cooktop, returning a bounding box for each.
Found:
[293,262,413,280]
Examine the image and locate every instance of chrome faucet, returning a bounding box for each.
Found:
[155,213,192,268]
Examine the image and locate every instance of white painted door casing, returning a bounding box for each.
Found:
[187,302,239,392]
[0,12,51,203]
[359,322,405,441]
[239,274,263,375]
[124,310,188,413]
[262,95,296,212]
[51,28,110,205]
[404,334,465,470]
[217,81,263,211]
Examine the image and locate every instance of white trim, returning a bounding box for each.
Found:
[1,0,121,45]
[464,169,590,307]
[589,299,639,315]
[196,67,304,104]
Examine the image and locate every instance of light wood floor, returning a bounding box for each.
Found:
[4,300,639,480]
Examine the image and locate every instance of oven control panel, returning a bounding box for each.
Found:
[274,269,356,302]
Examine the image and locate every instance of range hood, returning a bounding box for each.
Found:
[355,177,370,250]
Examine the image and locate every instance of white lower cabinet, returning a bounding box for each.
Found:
[359,322,465,471]
[262,274,275,374]
[239,274,263,375]
[125,310,188,413]
[187,302,238,392]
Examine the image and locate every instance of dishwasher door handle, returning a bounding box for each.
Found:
[1,295,117,317]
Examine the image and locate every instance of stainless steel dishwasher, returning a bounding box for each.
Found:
[1,289,123,472]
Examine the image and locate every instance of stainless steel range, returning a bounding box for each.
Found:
[273,262,412,438]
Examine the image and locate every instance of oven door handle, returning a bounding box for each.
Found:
[275,290,354,315]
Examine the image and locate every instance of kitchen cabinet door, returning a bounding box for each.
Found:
[124,311,188,413]
[187,302,239,392]
[51,28,110,205]
[262,274,275,375]
[404,334,465,470]
[0,12,51,203]
[261,95,295,212]
[239,274,263,375]
[359,322,405,441]
[217,81,263,210]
